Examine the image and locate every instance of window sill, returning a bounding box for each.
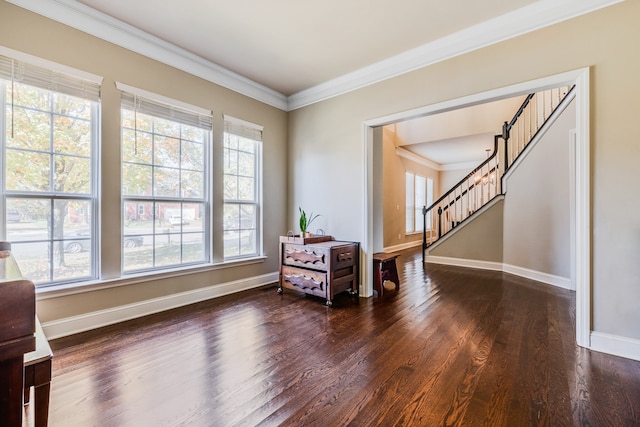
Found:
[36,255,268,300]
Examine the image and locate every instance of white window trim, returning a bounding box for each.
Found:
[119,85,212,272]
[0,65,101,286]
[223,114,264,132]
[116,81,211,117]
[405,171,432,234]
[222,115,263,259]
[0,46,102,84]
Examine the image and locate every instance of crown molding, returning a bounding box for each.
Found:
[396,146,481,172]
[6,0,288,110]
[287,0,623,110]
[7,0,622,112]
[396,147,441,170]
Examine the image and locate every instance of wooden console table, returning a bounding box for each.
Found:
[278,235,359,306]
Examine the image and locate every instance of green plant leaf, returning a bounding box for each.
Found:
[299,207,320,233]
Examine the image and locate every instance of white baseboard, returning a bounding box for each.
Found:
[424,256,572,290]
[425,256,640,361]
[503,263,573,290]
[383,240,422,253]
[424,255,503,272]
[590,331,640,362]
[42,272,279,340]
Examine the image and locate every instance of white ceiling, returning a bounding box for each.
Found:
[390,95,528,166]
[73,0,539,96]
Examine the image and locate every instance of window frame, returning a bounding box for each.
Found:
[405,171,433,234]
[0,56,101,288]
[119,83,212,274]
[222,115,263,260]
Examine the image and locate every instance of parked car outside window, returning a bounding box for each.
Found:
[169,215,188,226]
[64,230,144,253]
[6,209,22,223]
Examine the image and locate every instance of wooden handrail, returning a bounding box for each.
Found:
[423,135,500,215]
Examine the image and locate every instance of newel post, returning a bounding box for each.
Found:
[422,205,427,263]
[502,121,510,170]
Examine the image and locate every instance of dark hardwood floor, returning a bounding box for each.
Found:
[24,248,640,426]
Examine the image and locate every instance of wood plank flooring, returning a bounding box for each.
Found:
[24,248,640,426]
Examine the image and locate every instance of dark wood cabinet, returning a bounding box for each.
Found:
[277,236,359,306]
[0,245,35,427]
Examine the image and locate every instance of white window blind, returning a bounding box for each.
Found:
[0,54,100,102]
[118,82,212,130]
[223,115,263,141]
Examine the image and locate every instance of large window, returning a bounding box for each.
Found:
[406,172,433,233]
[120,84,211,272]
[223,115,262,259]
[1,55,100,286]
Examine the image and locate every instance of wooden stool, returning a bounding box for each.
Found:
[373,252,400,297]
[24,318,53,427]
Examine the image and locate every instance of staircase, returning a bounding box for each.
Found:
[421,84,576,255]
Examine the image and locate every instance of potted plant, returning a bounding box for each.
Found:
[299,207,320,238]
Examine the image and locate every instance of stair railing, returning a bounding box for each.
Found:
[421,84,575,257]
[421,135,501,249]
[503,85,575,171]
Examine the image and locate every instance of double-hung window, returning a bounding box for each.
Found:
[223,115,262,259]
[406,172,433,233]
[120,84,211,272]
[0,55,100,286]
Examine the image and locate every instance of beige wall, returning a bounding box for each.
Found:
[439,167,475,194]
[0,3,288,324]
[381,127,439,249]
[503,100,575,279]
[427,199,504,262]
[289,1,640,341]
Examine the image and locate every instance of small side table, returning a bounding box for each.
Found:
[373,252,400,297]
[23,318,53,427]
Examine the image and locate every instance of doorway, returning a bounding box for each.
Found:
[362,68,591,348]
